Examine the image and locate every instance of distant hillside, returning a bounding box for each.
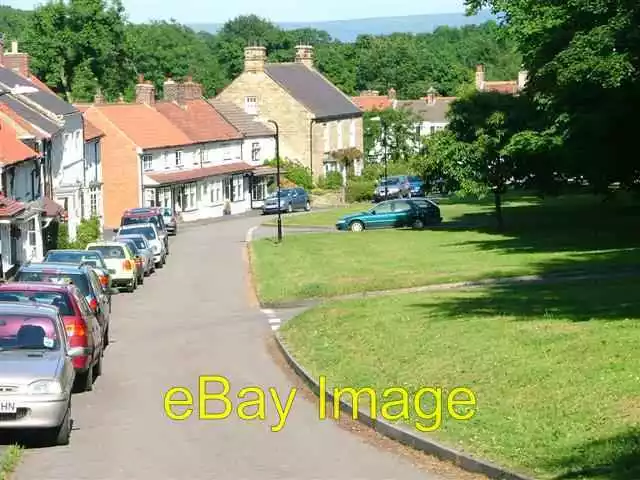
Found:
[189,11,497,42]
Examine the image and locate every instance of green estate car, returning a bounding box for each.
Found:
[336,198,442,232]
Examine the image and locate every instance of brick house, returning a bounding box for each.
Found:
[216,45,364,180]
[81,76,267,228]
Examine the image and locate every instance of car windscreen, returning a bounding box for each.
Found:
[14,271,91,298]
[45,251,106,269]
[87,245,127,259]
[0,290,74,316]
[119,237,147,249]
[379,179,401,186]
[120,227,155,240]
[0,314,61,351]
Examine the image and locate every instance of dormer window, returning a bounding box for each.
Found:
[244,96,257,115]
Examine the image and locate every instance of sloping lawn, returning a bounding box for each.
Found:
[261,203,371,227]
[251,194,640,303]
[279,279,640,479]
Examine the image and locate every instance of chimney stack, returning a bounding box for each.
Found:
[3,40,30,77]
[388,88,396,100]
[182,75,203,101]
[426,86,437,105]
[517,69,528,90]
[93,88,104,105]
[244,46,267,73]
[294,45,314,68]
[475,64,485,91]
[135,74,155,105]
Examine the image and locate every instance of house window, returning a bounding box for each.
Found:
[349,119,356,147]
[337,121,343,149]
[27,218,36,247]
[142,154,152,171]
[209,179,222,204]
[144,189,155,207]
[244,96,257,115]
[223,145,232,162]
[233,175,245,202]
[415,125,422,136]
[163,152,170,169]
[251,142,261,162]
[430,125,436,134]
[199,149,208,164]
[90,188,98,216]
[223,177,232,201]
[182,183,197,210]
[251,177,266,201]
[157,186,172,207]
[324,123,330,152]
[175,150,183,167]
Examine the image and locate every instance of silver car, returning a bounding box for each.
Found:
[0,302,75,445]
[116,234,155,276]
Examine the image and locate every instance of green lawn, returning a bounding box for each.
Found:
[261,203,371,227]
[279,278,640,479]
[251,194,640,303]
[0,445,22,480]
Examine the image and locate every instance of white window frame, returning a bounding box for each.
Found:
[223,177,232,201]
[175,150,183,167]
[251,176,266,201]
[251,142,261,162]
[182,183,197,211]
[27,218,37,247]
[244,96,257,115]
[199,148,208,164]
[232,175,245,202]
[349,119,356,147]
[209,179,222,205]
[142,154,152,171]
[89,188,98,217]
[163,151,170,169]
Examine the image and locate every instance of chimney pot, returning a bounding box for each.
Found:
[388,88,396,100]
[137,74,144,83]
[244,46,266,73]
[135,78,155,105]
[294,44,314,68]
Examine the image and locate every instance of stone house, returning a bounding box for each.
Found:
[216,45,364,180]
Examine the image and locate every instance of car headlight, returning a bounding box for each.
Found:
[152,244,160,253]
[28,380,63,395]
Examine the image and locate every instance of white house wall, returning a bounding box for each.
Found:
[141,141,243,175]
[83,139,101,184]
[242,137,276,166]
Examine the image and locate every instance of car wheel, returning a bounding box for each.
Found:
[45,402,71,446]
[350,221,364,232]
[305,201,311,211]
[412,218,425,229]
[74,365,93,393]
[104,326,110,347]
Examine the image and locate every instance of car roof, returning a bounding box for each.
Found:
[87,241,127,247]
[46,249,103,256]
[0,281,73,294]
[120,223,156,229]
[122,209,160,218]
[19,262,91,273]
[116,234,146,239]
[0,301,59,316]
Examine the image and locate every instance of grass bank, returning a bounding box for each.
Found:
[0,445,22,480]
[279,278,640,479]
[251,194,640,303]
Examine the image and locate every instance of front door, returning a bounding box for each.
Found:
[10,225,19,265]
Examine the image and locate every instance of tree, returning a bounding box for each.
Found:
[446,91,532,229]
[363,107,421,164]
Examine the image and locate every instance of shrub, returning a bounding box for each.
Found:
[346,180,376,203]
[56,222,70,249]
[73,217,101,248]
[316,171,343,190]
[265,158,313,191]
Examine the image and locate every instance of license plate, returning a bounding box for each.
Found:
[0,401,16,413]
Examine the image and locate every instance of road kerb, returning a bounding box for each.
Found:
[274,333,536,480]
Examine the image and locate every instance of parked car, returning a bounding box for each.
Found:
[161,207,178,236]
[43,249,113,310]
[0,283,104,393]
[117,208,169,255]
[114,238,146,285]
[335,198,442,231]
[13,263,111,345]
[116,223,166,268]
[86,241,139,292]
[262,187,311,214]
[115,234,154,276]
[0,302,75,445]
[407,175,425,197]
[372,176,412,202]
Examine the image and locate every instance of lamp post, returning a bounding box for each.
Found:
[267,120,283,242]
[382,120,389,199]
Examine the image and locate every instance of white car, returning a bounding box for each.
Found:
[116,223,166,268]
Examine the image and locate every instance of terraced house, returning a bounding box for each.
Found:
[216,45,364,179]
[82,76,276,228]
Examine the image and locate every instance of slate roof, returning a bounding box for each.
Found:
[155,99,243,143]
[146,161,253,185]
[208,99,275,138]
[0,103,45,139]
[0,65,76,116]
[0,95,60,136]
[396,97,455,123]
[264,63,361,120]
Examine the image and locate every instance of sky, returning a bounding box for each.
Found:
[1,0,467,24]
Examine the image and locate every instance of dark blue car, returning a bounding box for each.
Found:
[407,176,424,197]
[262,187,311,214]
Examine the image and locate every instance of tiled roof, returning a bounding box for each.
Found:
[264,63,361,120]
[396,97,455,123]
[0,65,77,115]
[155,99,243,143]
[74,107,104,141]
[146,162,254,185]
[483,81,519,94]
[0,193,25,217]
[0,119,39,166]
[208,99,275,138]
[351,95,393,111]
[0,95,60,136]
[40,196,64,217]
[92,103,194,150]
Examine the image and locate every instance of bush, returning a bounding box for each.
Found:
[316,171,343,190]
[74,217,101,249]
[346,180,376,203]
[265,158,313,191]
[56,222,71,249]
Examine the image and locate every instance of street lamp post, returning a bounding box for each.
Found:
[267,120,283,242]
[382,121,388,199]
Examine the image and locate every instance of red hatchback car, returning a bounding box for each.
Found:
[0,282,104,392]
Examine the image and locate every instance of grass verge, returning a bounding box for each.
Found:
[279,278,640,479]
[251,194,640,303]
[0,445,22,480]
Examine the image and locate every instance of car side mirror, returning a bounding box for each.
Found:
[371,211,376,215]
[113,228,119,233]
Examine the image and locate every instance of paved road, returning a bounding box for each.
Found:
[13,215,442,480]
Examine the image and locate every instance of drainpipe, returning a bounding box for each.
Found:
[136,147,144,207]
